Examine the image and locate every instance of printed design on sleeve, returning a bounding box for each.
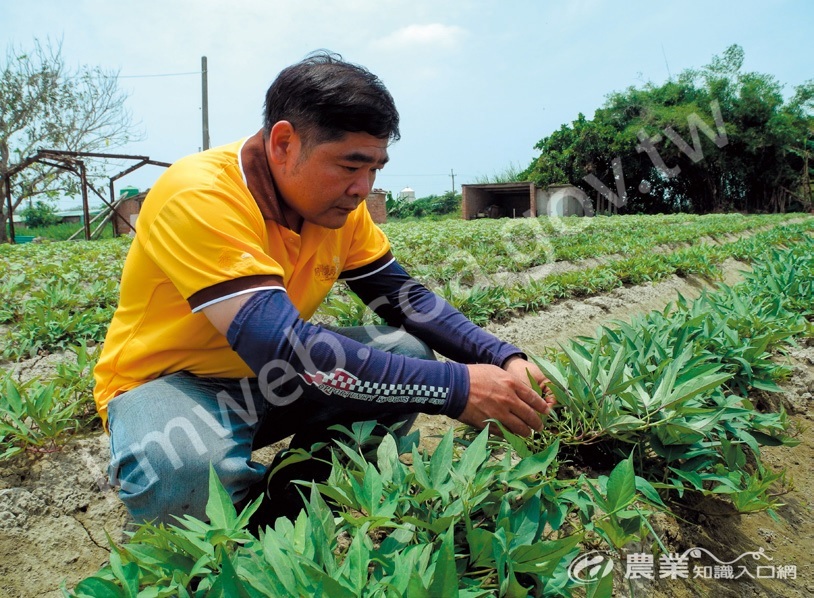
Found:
[300,368,447,407]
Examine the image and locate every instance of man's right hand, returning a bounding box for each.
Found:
[458,364,553,436]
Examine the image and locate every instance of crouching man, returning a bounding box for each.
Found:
[93,51,554,527]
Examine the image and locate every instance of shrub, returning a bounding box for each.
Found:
[388,191,460,218]
[21,200,59,228]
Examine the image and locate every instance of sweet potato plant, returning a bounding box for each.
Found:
[68,235,813,596]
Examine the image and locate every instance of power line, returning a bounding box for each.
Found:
[117,70,201,79]
[377,173,453,177]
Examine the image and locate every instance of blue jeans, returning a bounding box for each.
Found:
[107,325,430,524]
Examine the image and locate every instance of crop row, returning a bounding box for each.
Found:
[321,218,814,326]
[69,236,814,597]
[0,216,809,460]
[0,342,98,459]
[382,212,802,279]
[0,237,131,361]
[0,215,807,362]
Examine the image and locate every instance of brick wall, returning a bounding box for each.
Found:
[113,193,146,236]
[367,191,387,224]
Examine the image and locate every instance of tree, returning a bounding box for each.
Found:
[472,162,527,184]
[523,45,814,214]
[387,190,461,218]
[0,38,141,242]
[20,200,58,228]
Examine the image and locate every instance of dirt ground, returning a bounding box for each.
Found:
[1,259,812,597]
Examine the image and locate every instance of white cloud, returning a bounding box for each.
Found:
[371,23,467,52]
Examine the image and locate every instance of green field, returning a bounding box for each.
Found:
[0,213,812,596]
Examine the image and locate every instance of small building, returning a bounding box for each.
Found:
[54,208,103,224]
[366,189,387,224]
[113,188,148,236]
[461,182,588,219]
[398,186,416,202]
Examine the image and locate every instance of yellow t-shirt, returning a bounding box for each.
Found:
[93,132,390,424]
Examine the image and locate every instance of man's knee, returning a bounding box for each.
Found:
[363,326,436,360]
[106,375,268,524]
[109,420,263,524]
[110,432,212,523]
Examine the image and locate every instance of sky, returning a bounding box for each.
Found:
[2,0,812,208]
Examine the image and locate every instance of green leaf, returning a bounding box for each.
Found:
[668,467,705,491]
[526,369,543,395]
[122,544,191,569]
[71,577,126,598]
[487,420,531,458]
[302,567,358,598]
[455,427,490,479]
[749,430,790,446]
[208,546,252,598]
[334,441,369,470]
[466,527,495,568]
[305,485,337,568]
[402,515,457,535]
[585,561,614,598]
[234,494,263,531]
[261,532,299,595]
[530,356,569,398]
[376,433,398,483]
[511,533,584,574]
[411,445,433,490]
[345,529,371,594]
[750,378,784,393]
[314,482,353,508]
[236,553,290,597]
[428,526,459,598]
[663,372,732,409]
[378,524,416,557]
[108,546,138,598]
[606,455,635,512]
[511,439,560,479]
[655,421,706,446]
[509,494,543,547]
[361,463,383,515]
[3,379,23,414]
[634,476,666,507]
[267,447,318,481]
[430,430,454,490]
[604,415,646,433]
[206,463,237,529]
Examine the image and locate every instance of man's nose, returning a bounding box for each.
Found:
[348,170,374,198]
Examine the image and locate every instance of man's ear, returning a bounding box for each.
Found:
[268,121,298,166]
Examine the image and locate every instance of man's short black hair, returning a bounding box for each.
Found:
[263,50,400,147]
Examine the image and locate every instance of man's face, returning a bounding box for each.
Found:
[272,129,389,230]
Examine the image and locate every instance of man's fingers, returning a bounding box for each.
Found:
[514,381,551,415]
[508,396,544,432]
[539,376,556,404]
[501,413,534,437]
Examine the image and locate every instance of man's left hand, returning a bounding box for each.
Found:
[503,356,556,414]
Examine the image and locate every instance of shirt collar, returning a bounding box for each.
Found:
[239,129,287,226]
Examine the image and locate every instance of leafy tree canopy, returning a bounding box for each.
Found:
[0,38,142,241]
[523,45,813,214]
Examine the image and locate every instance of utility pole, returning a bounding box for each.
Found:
[450,168,456,194]
[201,56,210,151]
[803,131,812,211]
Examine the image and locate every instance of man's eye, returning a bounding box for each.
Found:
[344,165,359,173]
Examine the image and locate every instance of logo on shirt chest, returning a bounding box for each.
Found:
[314,256,341,282]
